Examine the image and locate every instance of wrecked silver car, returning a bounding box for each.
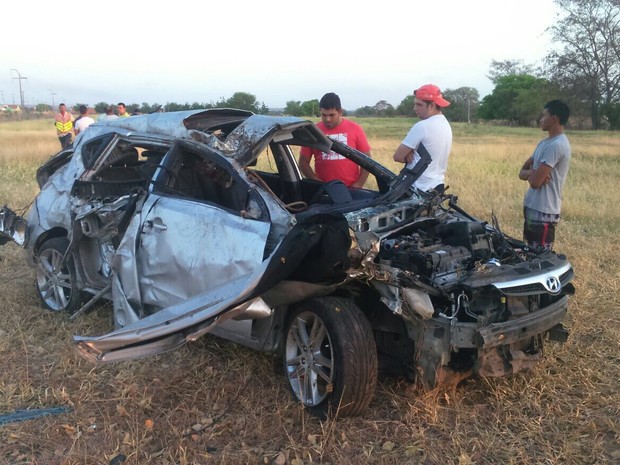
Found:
[0,109,574,417]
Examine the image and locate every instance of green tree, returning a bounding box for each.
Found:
[442,87,480,123]
[479,75,554,125]
[94,102,109,113]
[372,100,395,117]
[257,102,269,114]
[139,102,163,114]
[284,101,303,116]
[545,0,620,129]
[189,101,206,110]
[354,106,375,116]
[300,100,320,117]
[220,92,263,113]
[125,103,140,114]
[164,102,182,112]
[487,59,535,84]
[396,94,415,116]
[602,103,620,129]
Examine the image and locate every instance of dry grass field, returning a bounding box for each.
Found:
[0,118,618,465]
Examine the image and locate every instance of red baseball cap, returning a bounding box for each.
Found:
[414,84,450,107]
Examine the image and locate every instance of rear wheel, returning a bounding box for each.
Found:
[35,237,81,313]
[283,296,378,417]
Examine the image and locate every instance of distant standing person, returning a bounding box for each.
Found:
[73,105,95,136]
[117,102,130,118]
[392,84,452,192]
[518,100,571,250]
[55,103,74,149]
[99,106,119,122]
[299,92,371,188]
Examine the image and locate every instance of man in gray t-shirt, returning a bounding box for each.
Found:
[518,100,571,250]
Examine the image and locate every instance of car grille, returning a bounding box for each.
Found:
[498,267,574,296]
[559,268,574,286]
[501,283,547,295]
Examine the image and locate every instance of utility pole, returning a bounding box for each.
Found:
[0,90,4,104]
[11,69,27,110]
[49,89,57,111]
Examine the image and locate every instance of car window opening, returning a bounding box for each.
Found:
[170,151,247,213]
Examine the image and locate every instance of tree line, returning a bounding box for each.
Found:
[23,0,620,130]
[313,0,619,130]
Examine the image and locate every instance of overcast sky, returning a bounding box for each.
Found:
[1,0,559,111]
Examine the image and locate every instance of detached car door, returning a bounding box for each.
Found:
[129,140,271,312]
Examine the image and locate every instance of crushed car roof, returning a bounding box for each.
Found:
[88,108,333,167]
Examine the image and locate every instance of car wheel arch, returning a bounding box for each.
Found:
[31,227,70,259]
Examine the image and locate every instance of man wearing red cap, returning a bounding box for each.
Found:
[393,84,452,192]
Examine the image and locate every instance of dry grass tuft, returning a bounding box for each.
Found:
[0,119,619,464]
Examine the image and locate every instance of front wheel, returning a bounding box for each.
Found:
[35,237,81,313]
[283,296,378,417]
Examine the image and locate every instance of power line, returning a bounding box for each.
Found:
[11,69,27,109]
[49,89,57,110]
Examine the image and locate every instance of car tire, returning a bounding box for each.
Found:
[283,296,378,417]
[35,237,81,313]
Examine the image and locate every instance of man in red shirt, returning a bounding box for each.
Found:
[299,93,371,188]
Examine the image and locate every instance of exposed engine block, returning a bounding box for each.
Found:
[379,220,494,285]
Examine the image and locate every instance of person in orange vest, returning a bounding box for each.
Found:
[55,103,74,149]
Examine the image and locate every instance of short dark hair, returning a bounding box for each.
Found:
[117,102,126,107]
[79,105,88,114]
[319,92,341,111]
[545,100,570,126]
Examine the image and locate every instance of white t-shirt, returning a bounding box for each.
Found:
[99,114,119,122]
[402,114,453,191]
[74,116,95,134]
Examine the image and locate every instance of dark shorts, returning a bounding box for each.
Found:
[523,206,559,250]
